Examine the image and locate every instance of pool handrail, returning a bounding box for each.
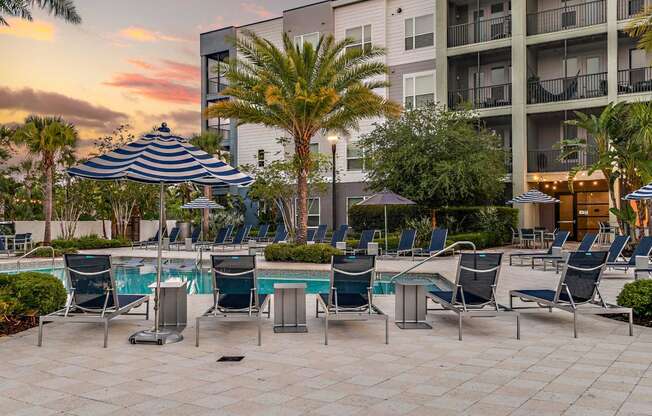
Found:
[16,245,55,272]
[389,240,476,283]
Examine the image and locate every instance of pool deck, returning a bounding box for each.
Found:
[1,245,651,415]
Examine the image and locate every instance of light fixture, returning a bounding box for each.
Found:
[592,181,598,186]
[579,181,584,186]
[553,186,557,190]
[545,184,550,188]
[327,135,339,145]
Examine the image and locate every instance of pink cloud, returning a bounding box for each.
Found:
[118,26,187,43]
[0,18,55,42]
[103,73,199,104]
[126,58,200,82]
[241,3,274,19]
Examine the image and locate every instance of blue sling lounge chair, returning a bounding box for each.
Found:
[508,231,570,266]
[608,236,652,271]
[386,229,417,258]
[415,228,448,257]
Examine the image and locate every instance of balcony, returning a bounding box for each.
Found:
[618,66,652,94]
[207,77,228,96]
[527,0,606,36]
[528,148,598,173]
[207,125,230,140]
[618,0,648,20]
[527,72,607,104]
[449,83,512,109]
[448,15,512,47]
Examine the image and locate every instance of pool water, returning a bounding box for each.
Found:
[10,261,446,295]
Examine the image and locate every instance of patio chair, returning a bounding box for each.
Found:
[196,225,231,250]
[607,236,652,271]
[330,224,349,248]
[415,228,448,257]
[223,224,252,249]
[510,251,633,338]
[510,226,520,246]
[531,232,597,271]
[508,230,570,266]
[519,228,536,248]
[316,255,388,345]
[132,228,162,249]
[196,255,271,346]
[385,229,417,258]
[171,227,201,250]
[147,226,180,249]
[605,235,631,264]
[427,252,519,340]
[13,233,32,251]
[38,254,150,348]
[271,224,288,243]
[255,224,270,242]
[543,228,559,248]
[314,224,328,243]
[307,228,317,242]
[350,229,377,254]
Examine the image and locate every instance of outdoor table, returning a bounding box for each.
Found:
[148,280,187,327]
[394,276,434,329]
[273,283,307,333]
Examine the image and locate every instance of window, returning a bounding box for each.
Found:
[404,72,435,109]
[346,196,367,223]
[257,149,265,167]
[296,197,320,227]
[346,142,367,171]
[345,25,372,53]
[491,3,504,14]
[630,48,646,69]
[563,57,579,77]
[310,142,319,154]
[405,14,434,50]
[586,57,601,75]
[294,32,319,51]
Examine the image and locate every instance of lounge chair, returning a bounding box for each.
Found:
[385,229,417,258]
[146,227,180,249]
[350,229,377,254]
[427,252,519,340]
[510,251,633,338]
[195,255,270,346]
[607,236,652,272]
[38,254,150,348]
[415,228,448,257]
[316,255,388,345]
[13,233,32,251]
[314,224,328,243]
[222,224,252,249]
[330,225,349,248]
[271,224,288,243]
[171,227,201,250]
[508,230,570,266]
[255,224,270,242]
[605,235,631,264]
[306,228,317,242]
[132,228,162,249]
[532,232,597,271]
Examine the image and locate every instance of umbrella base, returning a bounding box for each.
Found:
[129,327,184,345]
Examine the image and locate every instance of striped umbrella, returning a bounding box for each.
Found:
[182,197,224,240]
[624,183,652,200]
[67,123,252,345]
[509,189,560,204]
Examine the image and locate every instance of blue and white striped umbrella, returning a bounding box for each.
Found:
[181,196,223,210]
[509,189,560,204]
[68,124,253,186]
[624,183,652,201]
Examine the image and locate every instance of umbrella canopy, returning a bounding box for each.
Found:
[624,183,652,201]
[181,196,224,209]
[356,190,416,252]
[509,189,559,204]
[67,123,252,345]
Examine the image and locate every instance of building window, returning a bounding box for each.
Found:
[346,142,369,171]
[491,3,504,14]
[294,32,320,51]
[296,197,320,227]
[346,196,367,224]
[404,72,435,109]
[257,149,265,167]
[310,142,319,154]
[405,14,434,50]
[345,24,372,53]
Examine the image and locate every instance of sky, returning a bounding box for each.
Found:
[0,0,313,155]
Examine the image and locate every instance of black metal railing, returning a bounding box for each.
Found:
[618,0,647,20]
[527,72,608,104]
[448,83,512,109]
[448,15,512,47]
[618,67,652,93]
[528,148,598,173]
[207,77,228,95]
[207,126,230,140]
[527,0,606,35]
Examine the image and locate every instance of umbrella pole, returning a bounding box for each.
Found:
[384,205,388,253]
[154,182,164,334]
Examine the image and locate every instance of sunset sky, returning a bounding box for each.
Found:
[0,0,312,154]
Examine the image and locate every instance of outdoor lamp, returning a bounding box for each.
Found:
[327,135,339,228]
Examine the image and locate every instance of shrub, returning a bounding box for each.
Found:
[0,272,66,316]
[617,280,652,318]
[51,235,130,250]
[446,232,497,250]
[265,243,341,263]
[28,247,78,258]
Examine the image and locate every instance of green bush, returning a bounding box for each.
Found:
[0,272,67,316]
[617,280,652,318]
[28,247,78,257]
[51,235,130,250]
[447,232,498,250]
[265,243,341,263]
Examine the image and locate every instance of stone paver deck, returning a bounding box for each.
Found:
[1,245,651,415]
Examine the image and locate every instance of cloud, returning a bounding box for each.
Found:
[103,73,199,104]
[0,18,55,42]
[0,87,127,129]
[241,3,274,19]
[126,59,155,70]
[152,110,200,134]
[118,26,186,43]
[127,59,199,82]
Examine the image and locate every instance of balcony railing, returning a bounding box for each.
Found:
[207,77,228,95]
[448,83,512,109]
[448,15,512,47]
[618,0,648,20]
[527,0,606,35]
[207,126,230,140]
[528,148,598,173]
[527,72,607,104]
[618,67,652,94]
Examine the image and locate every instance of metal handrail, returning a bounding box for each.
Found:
[16,246,55,272]
[389,241,477,282]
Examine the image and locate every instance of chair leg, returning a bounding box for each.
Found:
[573,311,578,338]
[458,314,463,341]
[324,315,329,345]
[516,314,520,340]
[145,299,150,320]
[385,316,389,345]
[37,317,43,347]
[103,320,109,348]
[195,318,200,347]
[257,318,262,347]
[629,311,634,337]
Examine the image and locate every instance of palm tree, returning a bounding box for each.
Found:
[0,0,81,26]
[190,130,225,239]
[13,115,78,244]
[206,31,400,242]
[626,6,652,52]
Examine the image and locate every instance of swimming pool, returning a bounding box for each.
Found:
[8,259,447,295]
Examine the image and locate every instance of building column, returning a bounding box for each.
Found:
[511,0,533,226]
[607,0,620,225]
[200,55,208,133]
[435,0,448,106]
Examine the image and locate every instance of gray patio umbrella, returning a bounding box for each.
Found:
[356,190,416,252]
[181,196,224,240]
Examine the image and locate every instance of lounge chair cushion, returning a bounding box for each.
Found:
[319,293,368,309]
[428,290,490,306]
[511,289,571,303]
[218,294,268,310]
[77,294,147,310]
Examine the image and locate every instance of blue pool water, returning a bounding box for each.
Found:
[8,260,447,295]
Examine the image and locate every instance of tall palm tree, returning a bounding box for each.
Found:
[626,6,652,52]
[190,130,225,239]
[206,31,400,242]
[13,115,78,244]
[0,0,80,26]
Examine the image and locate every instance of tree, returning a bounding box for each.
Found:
[205,30,400,243]
[13,115,78,244]
[626,6,652,53]
[0,125,16,220]
[0,0,81,26]
[359,104,507,225]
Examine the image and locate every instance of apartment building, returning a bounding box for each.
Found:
[200,0,652,239]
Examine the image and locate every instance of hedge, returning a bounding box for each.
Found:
[0,272,67,318]
[617,280,652,318]
[265,243,341,263]
[346,231,498,252]
[51,235,131,250]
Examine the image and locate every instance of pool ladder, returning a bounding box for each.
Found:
[389,241,476,282]
[15,246,55,272]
